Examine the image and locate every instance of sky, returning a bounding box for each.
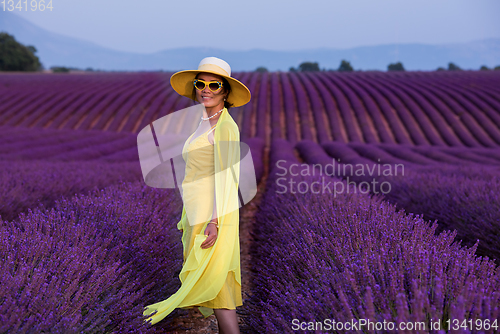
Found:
[10,0,500,54]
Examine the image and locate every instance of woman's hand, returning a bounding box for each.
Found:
[201,219,218,249]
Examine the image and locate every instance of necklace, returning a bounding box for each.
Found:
[201,107,224,121]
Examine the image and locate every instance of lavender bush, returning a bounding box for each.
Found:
[0,125,138,162]
[242,152,500,333]
[0,180,185,333]
[0,160,141,222]
[305,140,500,261]
[289,72,314,142]
[280,73,300,145]
[243,137,265,185]
[298,73,331,144]
[307,72,347,144]
[349,73,426,145]
[380,164,500,261]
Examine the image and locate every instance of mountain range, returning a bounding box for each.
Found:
[1,10,499,72]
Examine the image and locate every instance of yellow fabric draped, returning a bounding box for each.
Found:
[143,107,241,325]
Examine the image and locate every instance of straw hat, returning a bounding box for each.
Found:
[170,57,251,108]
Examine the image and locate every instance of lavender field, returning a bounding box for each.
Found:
[1,70,499,333]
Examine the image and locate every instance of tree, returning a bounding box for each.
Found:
[436,67,446,71]
[479,65,490,71]
[26,45,37,54]
[338,60,353,72]
[255,66,268,73]
[495,65,500,70]
[387,62,405,71]
[0,32,42,71]
[448,62,461,71]
[298,61,320,72]
[50,66,70,73]
[289,66,297,72]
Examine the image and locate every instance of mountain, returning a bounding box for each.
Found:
[1,10,499,72]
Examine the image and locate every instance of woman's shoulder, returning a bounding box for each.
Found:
[218,114,239,134]
[219,118,238,130]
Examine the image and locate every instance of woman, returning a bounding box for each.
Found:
[143,57,251,334]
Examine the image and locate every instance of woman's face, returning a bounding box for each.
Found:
[194,72,227,108]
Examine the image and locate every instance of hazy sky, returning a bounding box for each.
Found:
[11,0,500,53]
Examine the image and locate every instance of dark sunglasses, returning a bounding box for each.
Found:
[193,79,223,92]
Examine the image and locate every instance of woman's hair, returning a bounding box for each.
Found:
[192,73,234,110]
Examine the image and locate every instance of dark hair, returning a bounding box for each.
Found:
[192,73,234,110]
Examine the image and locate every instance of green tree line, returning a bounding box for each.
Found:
[256,61,500,72]
[0,32,42,71]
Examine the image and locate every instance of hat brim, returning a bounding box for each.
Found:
[170,70,251,108]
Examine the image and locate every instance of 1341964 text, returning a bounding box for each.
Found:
[1,0,53,11]
[445,318,498,331]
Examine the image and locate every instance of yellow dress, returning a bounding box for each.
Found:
[143,107,242,325]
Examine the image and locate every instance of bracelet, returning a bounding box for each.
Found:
[208,221,219,230]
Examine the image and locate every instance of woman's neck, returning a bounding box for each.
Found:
[204,104,224,124]
[205,104,224,118]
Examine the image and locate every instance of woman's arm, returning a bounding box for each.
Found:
[201,181,218,249]
[210,185,217,222]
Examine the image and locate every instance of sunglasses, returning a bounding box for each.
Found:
[193,79,223,92]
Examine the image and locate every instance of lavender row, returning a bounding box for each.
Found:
[0,180,185,333]
[243,137,266,185]
[330,73,395,144]
[382,74,490,147]
[2,72,500,147]
[325,73,377,143]
[380,164,500,260]
[304,73,346,144]
[322,140,500,167]
[242,140,500,333]
[0,160,142,222]
[239,72,260,142]
[366,73,453,146]
[317,73,364,143]
[14,79,112,129]
[297,73,331,143]
[2,72,500,148]
[409,74,500,145]
[296,140,500,261]
[134,87,175,134]
[347,73,416,145]
[0,131,129,160]
[377,72,500,147]
[254,72,268,139]
[280,72,300,144]
[270,73,283,140]
[97,79,161,132]
[288,72,314,142]
[0,124,142,162]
